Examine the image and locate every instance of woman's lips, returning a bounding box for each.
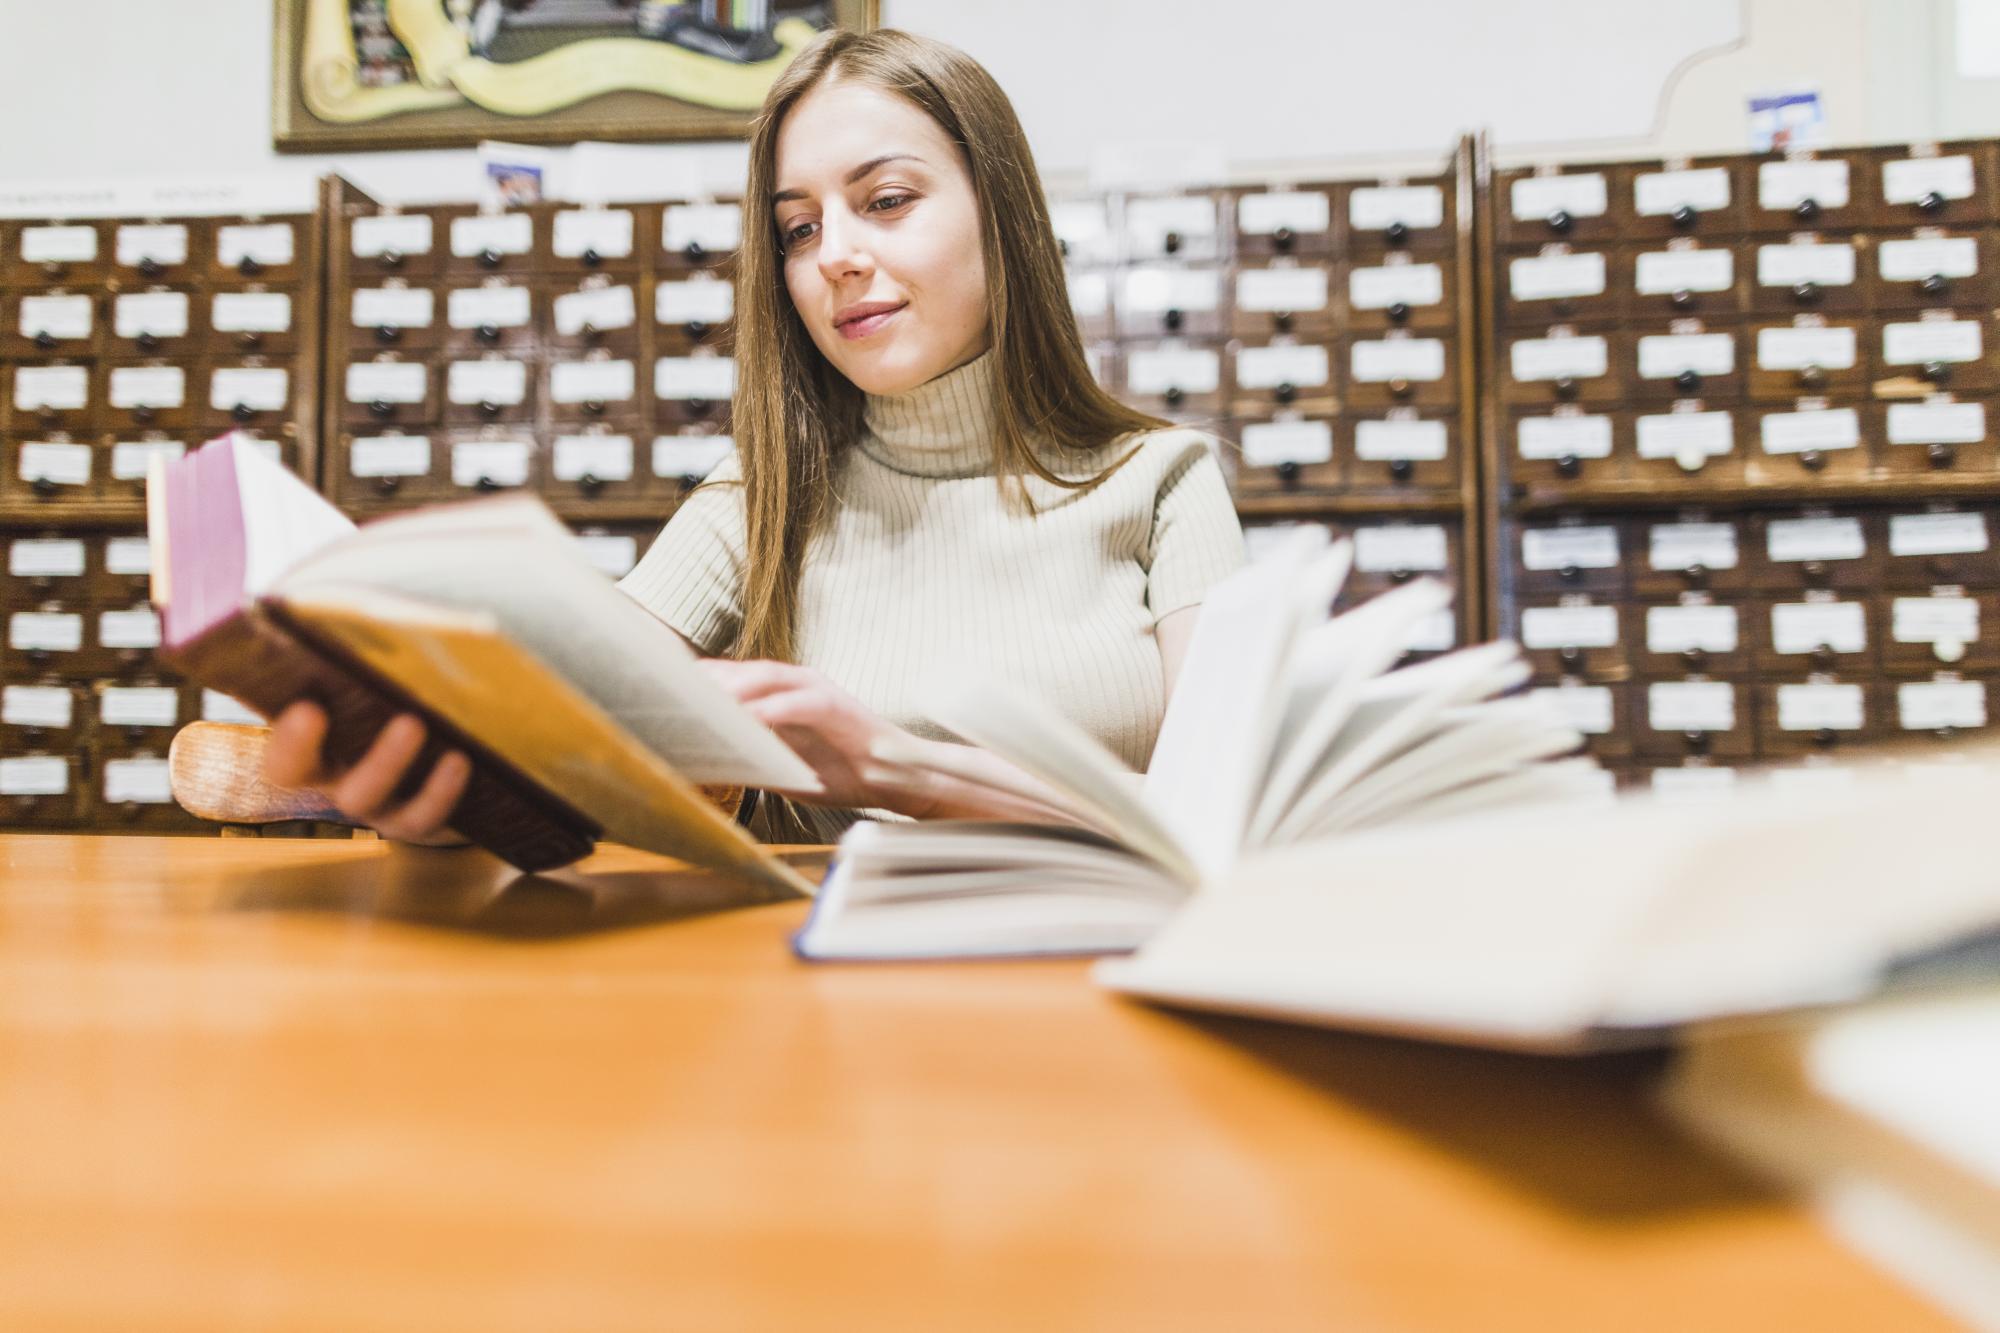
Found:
[836,303,906,340]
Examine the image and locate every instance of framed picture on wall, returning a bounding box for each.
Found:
[274,0,879,153]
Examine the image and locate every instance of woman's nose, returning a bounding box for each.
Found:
[815,211,873,280]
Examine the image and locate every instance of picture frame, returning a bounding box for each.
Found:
[273,0,879,153]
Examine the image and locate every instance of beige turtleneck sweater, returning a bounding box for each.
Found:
[617,351,1246,842]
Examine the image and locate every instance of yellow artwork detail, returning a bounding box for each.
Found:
[300,0,815,126]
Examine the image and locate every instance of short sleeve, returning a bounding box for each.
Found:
[1143,433,1246,621]
[616,453,747,654]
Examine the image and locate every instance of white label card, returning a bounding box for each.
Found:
[1887,401,1986,446]
[1635,248,1734,295]
[8,538,85,577]
[351,214,433,259]
[1900,680,1986,730]
[652,435,733,479]
[1236,344,1329,390]
[116,291,190,339]
[1509,335,1608,382]
[111,440,183,480]
[1882,155,1975,204]
[9,612,82,651]
[1757,242,1857,287]
[1883,320,1982,365]
[1889,511,1989,556]
[446,360,527,406]
[1759,159,1852,209]
[656,277,735,325]
[202,690,264,725]
[1520,604,1619,649]
[447,285,532,330]
[104,536,150,575]
[1509,252,1606,301]
[1347,263,1440,311]
[1649,521,1739,571]
[654,356,736,401]
[1125,348,1221,395]
[1353,525,1448,573]
[109,365,185,409]
[14,366,88,411]
[345,361,428,405]
[1756,326,1858,371]
[1348,185,1444,231]
[1638,332,1735,379]
[4,685,73,728]
[1238,267,1330,313]
[450,213,533,258]
[1522,525,1619,570]
[1638,411,1735,462]
[218,223,295,267]
[554,285,636,336]
[550,360,636,404]
[1647,604,1739,653]
[1760,407,1860,455]
[1529,685,1614,734]
[553,434,634,481]
[209,291,291,334]
[1517,414,1611,460]
[104,757,173,805]
[1352,338,1446,382]
[116,224,188,267]
[1510,174,1608,221]
[1354,418,1447,462]
[18,442,91,485]
[352,287,435,329]
[1879,236,1979,282]
[19,294,92,341]
[21,226,97,264]
[1121,268,1221,313]
[1649,680,1737,731]
[349,435,431,478]
[1778,682,1865,731]
[1126,196,1219,247]
[1768,516,1866,562]
[1772,601,1867,654]
[100,686,180,727]
[98,608,161,649]
[209,368,289,412]
[1893,596,1979,645]
[1634,167,1732,216]
[0,757,68,797]
[1241,420,1333,468]
[553,209,636,259]
[451,441,530,488]
[1238,191,1331,235]
[662,204,742,253]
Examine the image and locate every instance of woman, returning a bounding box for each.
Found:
[264,27,1245,844]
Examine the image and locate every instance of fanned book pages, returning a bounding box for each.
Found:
[793,530,1603,961]
[149,434,819,894]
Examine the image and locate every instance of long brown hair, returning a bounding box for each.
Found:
[726,27,1165,662]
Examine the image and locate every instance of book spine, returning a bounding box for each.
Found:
[162,610,600,873]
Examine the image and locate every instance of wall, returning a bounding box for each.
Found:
[3,0,2000,201]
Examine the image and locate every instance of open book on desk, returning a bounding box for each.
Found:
[150,435,818,895]
[794,533,1604,960]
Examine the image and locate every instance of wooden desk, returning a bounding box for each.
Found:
[0,834,1960,1332]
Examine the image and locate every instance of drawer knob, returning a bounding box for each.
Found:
[1920,273,1950,297]
[1682,730,1712,755]
[29,575,54,594]
[685,319,711,341]
[1388,568,1415,584]
[1271,311,1295,334]
[1275,460,1301,487]
[1274,382,1296,405]
[678,473,702,493]
[1671,204,1699,230]
[1163,386,1184,408]
[1272,226,1295,253]
[1935,637,1967,665]
[1558,563,1582,584]
[1387,301,1411,325]
[1555,454,1582,479]
[138,256,163,279]
[1163,230,1183,256]
[1680,646,1710,670]
[374,324,402,345]
[37,406,60,426]
[474,475,499,492]
[1919,190,1947,215]
[136,331,161,352]
[580,322,600,342]
[683,241,706,264]
[1681,563,1710,588]
[579,473,604,495]
[1385,220,1410,244]
[1670,288,1695,311]
[22,726,46,746]
[1801,559,1830,583]
[1800,448,1826,471]
[26,647,50,665]
[373,475,401,497]
[1674,368,1703,393]
[123,725,147,745]
[32,330,55,351]
[686,397,713,416]
[369,399,392,419]
[1810,643,1838,669]
[1929,442,1957,470]
[379,250,404,270]
[583,399,606,416]
[1557,645,1584,673]
[1546,209,1574,235]
[477,324,501,345]
[1935,725,1960,741]
[1163,308,1184,333]
[1793,198,1822,222]
[236,331,263,352]
[230,403,255,423]
[1552,376,1579,401]
[238,256,264,278]
[133,404,156,426]
[478,400,501,419]
[478,248,502,270]
[1791,280,1823,305]
[28,477,56,499]
[1798,364,1828,390]
[1812,727,1839,749]
[1389,377,1414,400]
[1388,458,1415,482]
[1923,359,1952,386]
[41,261,68,280]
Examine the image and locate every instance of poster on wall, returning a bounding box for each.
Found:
[273,0,878,153]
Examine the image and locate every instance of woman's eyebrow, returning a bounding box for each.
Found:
[773,154,927,205]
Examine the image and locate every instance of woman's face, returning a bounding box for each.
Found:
[772,79,990,396]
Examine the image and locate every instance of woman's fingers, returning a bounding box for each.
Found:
[263,700,332,789]
[698,658,816,702]
[372,749,471,843]
[329,713,429,823]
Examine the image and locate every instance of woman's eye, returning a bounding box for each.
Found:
[868,193,913,213]
[781,220,818,249]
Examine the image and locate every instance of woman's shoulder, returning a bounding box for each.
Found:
[1106,423,1230,485]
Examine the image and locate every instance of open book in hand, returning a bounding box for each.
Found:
[794,531,1604,961]
[149,434,819,895]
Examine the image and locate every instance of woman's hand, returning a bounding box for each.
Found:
[262,701,473,846]
[698,660,923,814]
